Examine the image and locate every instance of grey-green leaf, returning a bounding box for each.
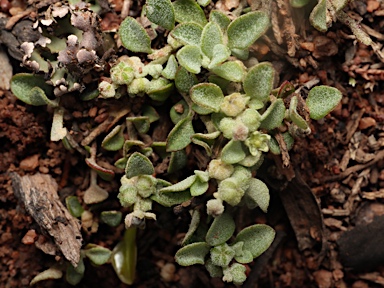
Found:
[245,178,270,212]
[306,85,342,120]
[160,175,197,193]
[210,61,246,82]
[227,11,270,50]
[151,190,192,207]
[309,0,328,32]
[260,99,286,130]
[206,212,236,246]
[201,22,223,59]
[102,125,125,151]
[166,115,195,151]
[243,62,275,102]
[175,66,198,94]
[290,0,310,8]
[173,0,207,26]
[125,152,155,178]
[190,83,224,113]
[176,45,202,74]
[209,10,230,31]
[221,140,246,164]
[234,224,275,258]
[146,0,175,30]
[171,22,203,46]
[119,17,152,53]
[175,242,210,266]
[85,245,112,266]
[11,73,55,106]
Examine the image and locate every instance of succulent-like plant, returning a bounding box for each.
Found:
[10,0,343,285]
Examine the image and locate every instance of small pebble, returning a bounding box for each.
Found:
[22,229,37,245]
[313,269,333,288]
[366,0,380,12]
[359,117,376,129]
[160,263,176,282]
[19,154,39,171]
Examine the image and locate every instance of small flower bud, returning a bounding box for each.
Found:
[220,93,250,117]
[208,159,234,181]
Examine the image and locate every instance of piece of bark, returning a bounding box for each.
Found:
[338,215,384,271]
[11,172,82,266]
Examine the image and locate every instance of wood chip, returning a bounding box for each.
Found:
[11,173,82,266]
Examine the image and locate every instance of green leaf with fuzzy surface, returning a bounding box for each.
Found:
[173,0,207,26]
[125,152,155,178]
[84,244,112,265]
[146,0,175,30]
[306,85,342,120]
[221,140,246,164]
[171,22,203,46]
[175,242,210,266]
[309,0,328,32]
[260,99,286,130]
[206,212,236,246]
[290,0,310,8]
[209,10,230,31]
[245,178,270,212]
[166,115,195,151]
[119,17,152,53]
[151,190,192,206]
[243,62,275,102]
[234,224,275,258]
[227,11,269,50]
[160,175,196,193]
[208,44,231,69]
[201,22,223,59]
[175,66,198,94]
[176,45,202,74]
[210,61,246,82]
[190,83,224,113]
[11,73,56,106]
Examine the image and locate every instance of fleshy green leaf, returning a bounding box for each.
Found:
[170,22,203,46]
[173,0,207,26]
[210,61,245,82]
[30,267,63,286]
[175,242,210,266]
[309,0,327,32]
[125,152,155,178]
[85,244,112,265]
[230,48,249,60]
[221,140,246,164]
[197,0,210,6]
[209,10,230,31]
[66,256,85,286]
[206,212,235,246]
[182,210,201,246]
[201,22,223,59]
[259,99,286,130]
[11,73,56,106]
[148,82,174,102]
[175,66,198,94]
[176,45,202,74]
[234,224,275,258]
[306,85,342,120]
[245,178,270,212]
[227,11,270,50]
[66,196,84,218]
[190,83,224,113]
[142,105,160,123]
[160,175,197,193]
[102,125,125,151]
[243,62,275,102]
[223,263,247,285]
[166,115,195,152]
[119,17,152,53]
[208,44,231,69]
[151,190,192,206]
[162,54,178,80]
[111,228,137,285]
[190,178,209,196]
[100,211,122,227]
[146,0,175,30]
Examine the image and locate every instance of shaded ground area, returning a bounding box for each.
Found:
[1,0,384,287]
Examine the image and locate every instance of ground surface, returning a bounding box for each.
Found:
[1,0,384,287]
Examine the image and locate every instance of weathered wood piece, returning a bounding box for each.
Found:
[11,172,82,266]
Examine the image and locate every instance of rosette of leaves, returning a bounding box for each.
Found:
[175,212,276,285]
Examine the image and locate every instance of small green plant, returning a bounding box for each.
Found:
[10,0,342,286]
